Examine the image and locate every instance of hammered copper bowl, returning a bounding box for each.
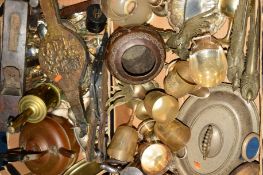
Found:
[106,25,166,84]
[19,115,79,175]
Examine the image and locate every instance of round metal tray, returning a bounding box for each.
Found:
[172,83,259,175]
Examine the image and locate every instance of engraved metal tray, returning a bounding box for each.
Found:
[172,83,259,175]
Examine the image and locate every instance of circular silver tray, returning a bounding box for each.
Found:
[172,83,259,175]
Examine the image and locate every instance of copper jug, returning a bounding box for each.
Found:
[154,119,191,152]
[144,90,179,124]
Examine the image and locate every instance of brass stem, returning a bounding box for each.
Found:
[8,108,34,133]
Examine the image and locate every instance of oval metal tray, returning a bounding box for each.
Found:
[172,83,259,175]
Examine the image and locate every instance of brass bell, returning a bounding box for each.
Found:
[134,100,151,121]
[164,61,197,98]
[144,90,179,124]
[8,83,61,133]
[138,119,158,142]
[107,125,138,162]
[154,119,191,152]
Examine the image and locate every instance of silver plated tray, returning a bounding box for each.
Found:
[167,0,226,33]
[172,83,259,175]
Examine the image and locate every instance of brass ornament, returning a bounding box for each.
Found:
[226,0,249,90]
[154,119,191,152]
[106,80,159,115]
[140,143,172,175]
[240,0,260,101]
[107,125,138,162]
[166,8,224,60]
[8,83,61,133]
[144,90,179,124]
[189,36,227,87]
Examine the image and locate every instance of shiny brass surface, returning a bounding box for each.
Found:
[8,83,61,133]
[166,8,225,60]
[144,90,179,124]
[240,0,260,101]
[164,61,196,98]
[189,36,227,87]
[219,0,239,18]
[64,160,102,175]
[140,143,172,175]
[154,119,191,152]
[107,81,158,115]
[134,100,151,121]
[107,125,138,162]
[138,119,158,142]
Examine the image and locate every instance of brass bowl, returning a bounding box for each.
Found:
[154,119,191,152]
[141,143,172,175]
[144,90,179,124]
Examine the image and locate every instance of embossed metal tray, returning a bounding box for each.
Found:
[172,83,259,175]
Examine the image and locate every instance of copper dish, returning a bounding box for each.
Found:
[19,115,80,175]
[106,25,165,84]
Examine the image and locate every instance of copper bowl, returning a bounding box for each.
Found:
[106,25,166,84]
[19,115,79,175]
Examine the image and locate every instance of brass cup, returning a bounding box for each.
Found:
[164,61,197,98]
[135,100,151,121]
[140,143,172,175]
[107,125,138,162]
[144,90,179,124]
[154,119,191,152]
[138,119,158,142]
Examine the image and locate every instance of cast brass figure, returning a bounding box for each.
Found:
[166,8,223,60]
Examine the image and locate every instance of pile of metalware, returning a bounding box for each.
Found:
[0,0,261,174]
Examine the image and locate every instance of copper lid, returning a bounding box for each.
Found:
[19,115,79,175]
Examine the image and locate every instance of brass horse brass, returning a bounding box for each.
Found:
[39,0,89,136]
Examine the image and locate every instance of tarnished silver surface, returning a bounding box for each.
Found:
[171,84,259,175]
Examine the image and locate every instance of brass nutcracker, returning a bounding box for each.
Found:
[8,83,60,133]
[38,0,90,137]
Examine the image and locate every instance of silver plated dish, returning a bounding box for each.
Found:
[167,0,226,33]
[171,83,259,175]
